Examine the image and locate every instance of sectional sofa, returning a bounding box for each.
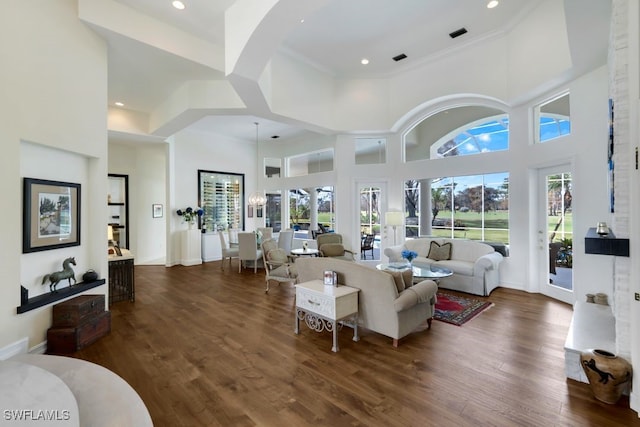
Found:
[384,237,504,296]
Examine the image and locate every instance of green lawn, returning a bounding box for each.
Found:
[295,209,572,246]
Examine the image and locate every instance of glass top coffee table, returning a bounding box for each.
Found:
[377,262,453,282]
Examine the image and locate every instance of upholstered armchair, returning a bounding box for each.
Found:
[261,238,298,293]
[316,233,355,261]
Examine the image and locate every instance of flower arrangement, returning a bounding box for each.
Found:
[401,249,418,263]
[176,206,204,224]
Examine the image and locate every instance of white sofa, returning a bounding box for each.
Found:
[295,257,438,347]
[384,238,503,296]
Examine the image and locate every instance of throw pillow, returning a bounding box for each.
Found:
[267,248,289,264]
[384,269,406,293]
[427,241,452,261]
[401,268,414,288]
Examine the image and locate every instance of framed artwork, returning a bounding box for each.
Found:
[256,206,263,218]
[608,98,615,213]
[23,178,81,253]
[152,203,163,218]
[247,205,254,218]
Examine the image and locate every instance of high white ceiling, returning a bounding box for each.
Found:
[104,0,547,143]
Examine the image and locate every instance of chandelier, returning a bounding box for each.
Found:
[248,121,267,207]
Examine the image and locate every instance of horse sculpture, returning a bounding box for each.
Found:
[42,257,77,292]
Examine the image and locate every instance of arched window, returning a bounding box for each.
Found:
[431,116,509,158]
[404,105,509,162]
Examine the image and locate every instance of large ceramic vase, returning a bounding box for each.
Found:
[580,349,632,404]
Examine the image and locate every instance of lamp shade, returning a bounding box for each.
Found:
[385,211,404,227]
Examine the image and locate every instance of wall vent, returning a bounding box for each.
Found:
[392,53,407,62]
[449,27,468,39]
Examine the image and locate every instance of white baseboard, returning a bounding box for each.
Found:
[0,337,29,360]
[630,390,639,416]
[29,341,47,355]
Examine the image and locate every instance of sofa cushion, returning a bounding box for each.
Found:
[428,241,452,261]
[405,238,442,257]
[271,264,297,278]
[450,240,494,262]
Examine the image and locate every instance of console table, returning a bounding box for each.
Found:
[294,280,359,352]
[108,251,134,306]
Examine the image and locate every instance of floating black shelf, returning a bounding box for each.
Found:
[17,279,106,314]
[584,228,629,257]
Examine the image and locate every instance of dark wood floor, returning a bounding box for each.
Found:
[75,262,640,426]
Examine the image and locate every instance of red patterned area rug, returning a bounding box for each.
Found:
[434,292,493,326]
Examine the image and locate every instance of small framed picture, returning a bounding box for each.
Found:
[248,205,254,218]
[256,207,263,218]
[323,270,338,286]
[152,204,163,218]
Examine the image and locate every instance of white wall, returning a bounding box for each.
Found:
[0,0,108,351]
[108,142,167,265]
[167,129,258,266]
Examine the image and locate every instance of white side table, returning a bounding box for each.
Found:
[294,280,359,352]
[291,248,320,257]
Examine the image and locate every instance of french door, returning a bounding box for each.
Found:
[357,182,386,263]
[538,165,573,304]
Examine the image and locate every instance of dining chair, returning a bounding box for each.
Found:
[238,232,263,273]
[361,234,375,259]
[218,231,239,271]
[277,229,294,254]
[228,228,239,246]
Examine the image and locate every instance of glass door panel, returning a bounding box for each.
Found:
[539,166,573,304]
[359,186,381,261]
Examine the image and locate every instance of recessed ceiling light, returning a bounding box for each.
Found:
[172,1,185,10]
[115,102,124,107]
[487,0,499,9]
[361,58,369,65]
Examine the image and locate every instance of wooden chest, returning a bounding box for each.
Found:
[47,311,111,354]
[47,294,111,355]
[52,294,105,327]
